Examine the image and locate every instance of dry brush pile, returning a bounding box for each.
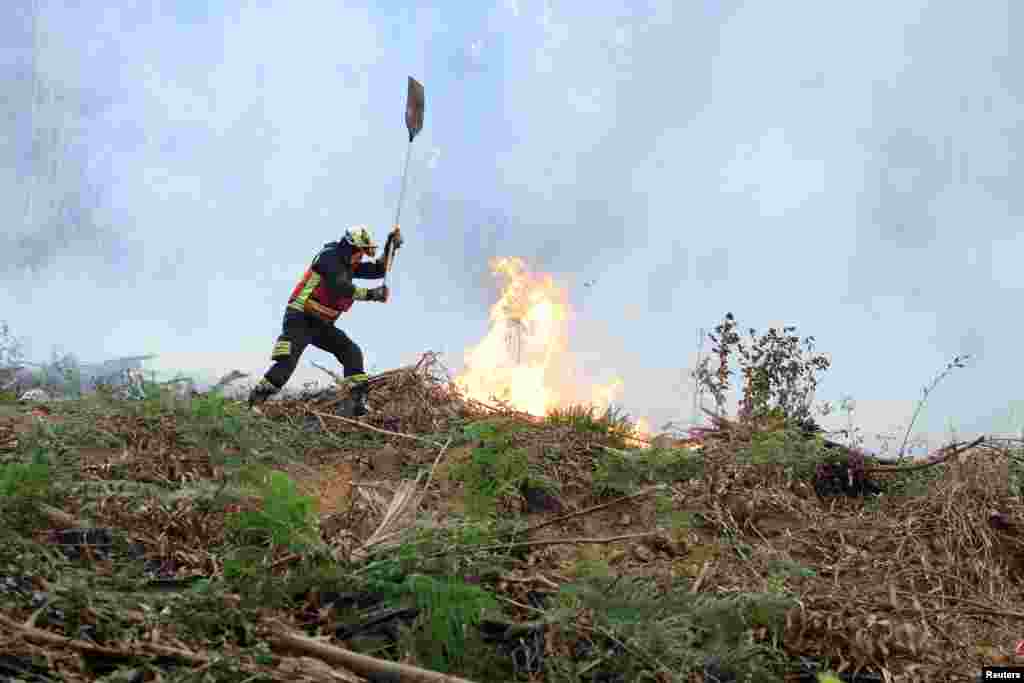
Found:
[0,347,1022,682]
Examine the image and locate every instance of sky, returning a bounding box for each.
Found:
[1,0,1021,454]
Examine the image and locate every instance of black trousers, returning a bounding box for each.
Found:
[263,309,365,390]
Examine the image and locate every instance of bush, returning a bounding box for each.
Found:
[0,452,54,532]
[227,467,319,551]
[450,420,530,517]
[694,313,830,427]
[594,445,704,496]
[548,574,792,681]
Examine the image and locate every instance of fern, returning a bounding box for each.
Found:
[0,452,54,533]
[550,575,792,682]
[547,403,638,446]
[406,574,498,670]
[227,469,319,551]
[362,571,498,672]
[737,428,827,479]
[594,446,704,496]
[451,421,529,517]
[0,452,52,499]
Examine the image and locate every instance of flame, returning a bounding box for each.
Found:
[626,416,653,448]
[455,257,623,416]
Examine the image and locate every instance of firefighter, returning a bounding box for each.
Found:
[248,225,402,415]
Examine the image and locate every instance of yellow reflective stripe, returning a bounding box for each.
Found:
[288,269,344,321]
[345,373,369,385]
[292,270,321,306]
[272,341,291,358]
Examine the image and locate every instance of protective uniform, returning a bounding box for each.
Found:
[248,226,397,415]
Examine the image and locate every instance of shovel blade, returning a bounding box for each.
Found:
[405,77,425,142]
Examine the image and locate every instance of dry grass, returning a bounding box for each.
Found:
[1,356,1023,681]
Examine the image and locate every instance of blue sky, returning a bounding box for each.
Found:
[1,0,1022,453]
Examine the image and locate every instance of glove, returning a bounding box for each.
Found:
[389,225,403,250]
[367,285,389,303]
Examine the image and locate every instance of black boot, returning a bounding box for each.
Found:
[248,378,278,413]
[350,382,370,417]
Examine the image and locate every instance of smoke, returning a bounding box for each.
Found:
[416,192,634,313]
[646,241,688,313]
[0,6,130,277]
[1,0,1022,445]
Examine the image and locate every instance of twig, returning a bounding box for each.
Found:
[38,503,88,528]
[893,589,1024,617]
[508,486,665,538]
[0,612,210,666]
[421,436,453,498]
[373,531,662,567]
[499,574,561,590]
[476,532,658,554]
[310,361,346,386]
[309,410,445,448]
[689,560,712,594]
[269,553,301,570]
[23,599,51,628]
[897,354,971,460]
[488,596,675,681]
[264,619,479,683]
[867,436,985,472]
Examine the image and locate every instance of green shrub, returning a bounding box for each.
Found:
[0,451,54,532]
[227,468,319,551]
[451,420,529,517]
[549,574,791,682]
[594,446,704,496]
[694,313,830,426]
[736,427,828,480]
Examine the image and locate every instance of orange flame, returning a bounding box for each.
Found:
[455,257,623,416]
[632,417,653,447]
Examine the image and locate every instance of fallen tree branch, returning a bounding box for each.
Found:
[377,532,661,567]
[476,532,659,554]
[508,486,665,539]
[0,612,357,682]
[308,410,446,448]
[0,612,210,666]
[264,619,478,683]
[867,436,985,472]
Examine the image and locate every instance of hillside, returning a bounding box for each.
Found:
[0,354,1021,682]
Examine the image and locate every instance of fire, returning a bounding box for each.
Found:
[455,257,623,416]
[626,416,653,448]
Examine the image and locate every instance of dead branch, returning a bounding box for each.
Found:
[416,436,453,513]
[689,560,713,594]
[0,612,211,666]
[867,436,986,472]
[264,620,478,683]
[308,410,446,448]
[509,485,665,538]
[38,504,88,529]
[477,532,659,554]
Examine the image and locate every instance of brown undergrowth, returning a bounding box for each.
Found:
[0,353,1021,682]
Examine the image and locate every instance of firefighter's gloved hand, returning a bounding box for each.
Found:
[367,285,389,303]
[389,225,403,250]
